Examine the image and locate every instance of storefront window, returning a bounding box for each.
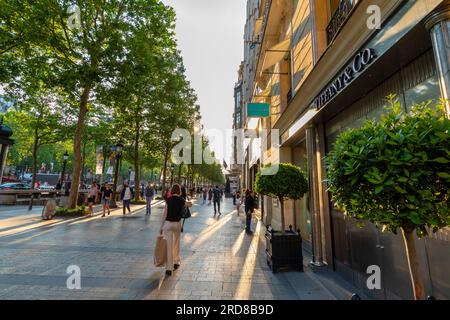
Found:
[404,75,441,112]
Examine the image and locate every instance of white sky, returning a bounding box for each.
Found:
[162,0,246,163]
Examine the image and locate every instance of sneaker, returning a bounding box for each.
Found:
[165,270,172,276]
[101,215,105,218]
[174,264,180,270]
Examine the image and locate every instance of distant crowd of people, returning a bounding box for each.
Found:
[73,180,258,277]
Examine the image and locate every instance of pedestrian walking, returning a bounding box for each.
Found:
[101,184,112,217]
[244,189,255,234]
[213,185,221,216]
[159,184,192,277]
[120,182,134,215]
[236,190,241,215]
[145,181,155,216]
[202,188,207,204]
[55,180,62,191]
[87,181,98,216]
[208,187,212,205]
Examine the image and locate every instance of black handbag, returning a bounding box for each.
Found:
[181,207,191,233]
[181,207,191,219]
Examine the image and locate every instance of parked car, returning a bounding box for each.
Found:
[0,183,32,190]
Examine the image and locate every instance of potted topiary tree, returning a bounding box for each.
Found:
[326,95,449,300]
[255,163,309,273]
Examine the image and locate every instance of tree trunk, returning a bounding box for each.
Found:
[279,196,286,234]
[80,139,87,186]
[161,147,169,192]
[100,146,107,185]
[177,163,183,183]
[68,83,91,209]
[30,128,38,189]
[134,125,140,201]
[28,129,39,211]
[401,227,426,300]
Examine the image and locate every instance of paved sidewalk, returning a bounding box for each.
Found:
[0,197,336,300]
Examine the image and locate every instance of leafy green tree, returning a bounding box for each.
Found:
[150,59,200,191]
[255,163,308,234]
[1,0,179,208]
[326,96,450,300]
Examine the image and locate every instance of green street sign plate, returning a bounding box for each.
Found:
[247,103,270,117]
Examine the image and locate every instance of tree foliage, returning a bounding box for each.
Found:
[255,163,308,201]
[325,95,450,299]
[255,163,308,233]
[326,96,450,237]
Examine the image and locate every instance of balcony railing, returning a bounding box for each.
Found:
[326,0,355,44]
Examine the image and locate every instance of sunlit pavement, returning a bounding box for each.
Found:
[0,198,335,300]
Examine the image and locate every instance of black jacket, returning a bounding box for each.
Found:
[244,195,255,213]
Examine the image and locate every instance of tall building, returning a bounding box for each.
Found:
[239,0,450,299]
[230,63,244,188]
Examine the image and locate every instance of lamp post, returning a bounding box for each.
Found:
[61,151,69,191]
[111,143,124,209]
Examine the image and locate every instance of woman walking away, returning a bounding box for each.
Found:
[202,188,207,204]
[101,184,112,217]
[87,182,98,216]
[244,189,255,234]
[235,190,241,215]
[160,184,192,276]
[145,182,155,216]
[208,187,213,205]
[121,182,134,215]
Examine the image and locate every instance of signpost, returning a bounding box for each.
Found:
[247,103,270,118]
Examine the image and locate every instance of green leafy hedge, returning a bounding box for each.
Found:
[130,199,146,205]
[326,96,450,237]
[55,205,89,217]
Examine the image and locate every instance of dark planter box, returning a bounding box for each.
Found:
[265,225,303,273]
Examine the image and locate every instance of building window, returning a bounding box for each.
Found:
[327,0,355,44]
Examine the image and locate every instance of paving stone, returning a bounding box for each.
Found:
[0,199,334,300]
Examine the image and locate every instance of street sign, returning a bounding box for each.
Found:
[247,103,270,117]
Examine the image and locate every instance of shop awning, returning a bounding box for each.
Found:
[252,85,272,102]
[261,38,291,73]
